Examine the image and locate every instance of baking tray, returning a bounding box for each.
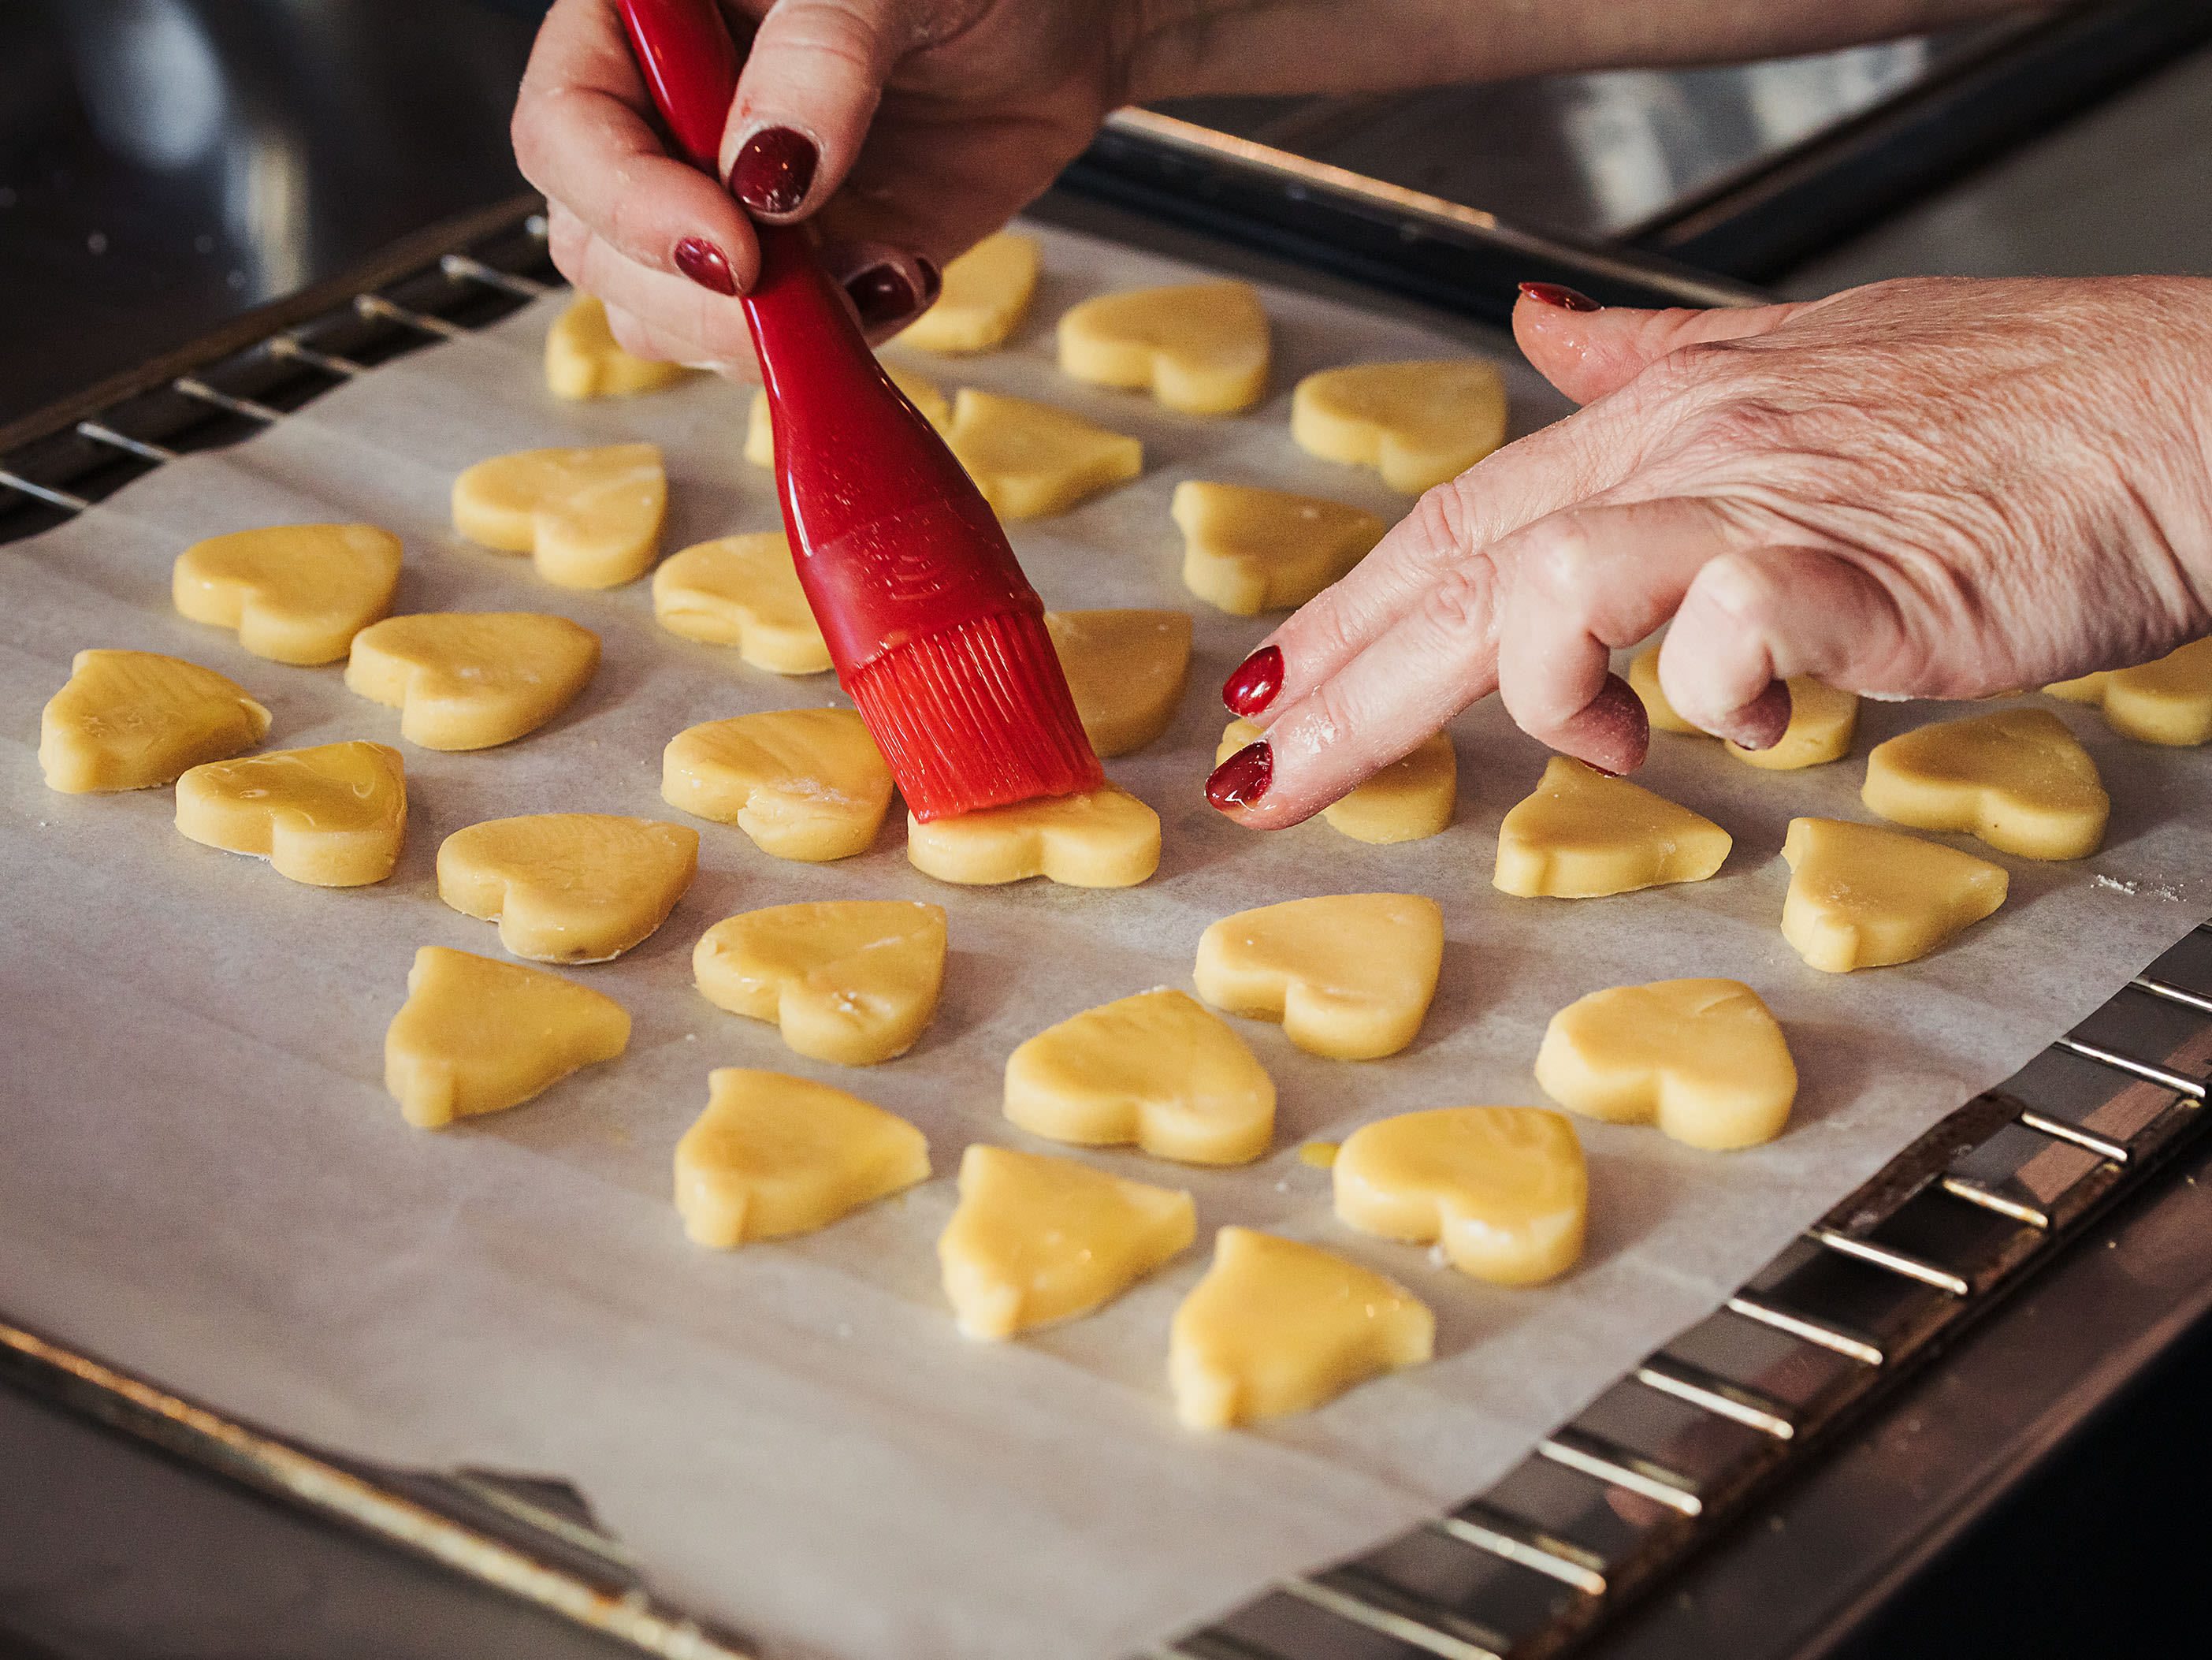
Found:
[6,195,2211,1660]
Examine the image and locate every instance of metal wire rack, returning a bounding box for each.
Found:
[5,189,2210,1660]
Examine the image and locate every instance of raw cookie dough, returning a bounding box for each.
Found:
[942,389,1142,519]
[1862,709,2109,860]
[1626,648,1860,769]
[1220,718,1455,843]
[1495,756,1731,897]
[1781,817,2009,972]
[1333,1107,1586,1285]
[451,443,666,589]
[1535,979,1796,1151]
[906,782,1160,887]
[1291,359,1509,493]
[175,740,407,887]
[1169,1226,1434,1430]
[544,292,687,398]
[651,531,831,674]
[693,900,948,1065]
[747,365,950,469]
[437,813,699,963]
[172,523,403,665]
[385,945,630,1130]
[674,1067,930,1249]
[1193,894,1444,1059]
[1045,609,1192,757]
[2047,638,2212,746]
[898,231,1040,353]
[1057,281,1270,415]
[1004,988,1275,1165]
[938,1145,1195,1339]
[1173,481,1387,615]
[39,649,270,793]
[345,612,600,750]
[661,709,894,861]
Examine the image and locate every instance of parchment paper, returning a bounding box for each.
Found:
[4,222,2209,1660]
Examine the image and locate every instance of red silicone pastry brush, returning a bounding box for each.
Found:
[615,0,1102,820]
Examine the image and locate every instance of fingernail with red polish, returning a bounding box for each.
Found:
[1519,281,1602,313]
[1720,679,1794,751]
[672,237,737,296]
[1222,645,1284,717]
[915,256,942,305]
[845,262,920,329]
[1573,674,1650,773]
[1206,741,1272,811]
[729,126,817,216]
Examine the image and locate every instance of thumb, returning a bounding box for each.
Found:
[1512,285,1835,406]
[721,0,909,221]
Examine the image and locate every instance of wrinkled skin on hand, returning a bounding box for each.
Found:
[1217,274,2212,828]
[512,0,1132,371]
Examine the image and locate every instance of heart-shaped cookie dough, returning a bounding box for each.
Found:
[39,649,270,794]
[1862,708,2108,859]
[1173,481,1386,616]
[905,782,1160,888]
[747,365,949,469]
[385,945,630,1130]
[652,531,831,675]
[661,709,894,862]
[898,231,1039,353]
[1194,894,1444,1060]
[2048,637,2212,746]
[176,740,407,887]
[693,899,948,1065]
[942,389,1142,519]
[1781,817,2008,972]
[1627,647,1859,770]
[172,523,403,665]
[1333,1106,1586,1284]
[1057,281,1270,414]
[1045,609,1192,757]
[674,1067,930,1249]
[544,292,688,399]
[1495,755,1731,897]
[1169,1226,1433,1429]
[938,1145,1195,1339]
[1535,979,1796,1150]
[345,612,600,750]
[452,443,666,589]
[1004,988,1274,1164]
[1219,718,1455,843]
[1291,359,1509,493]
[437,813,699,963]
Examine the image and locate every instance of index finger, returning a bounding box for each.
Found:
[513,0,760,292]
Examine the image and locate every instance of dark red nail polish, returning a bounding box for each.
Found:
[1519,281,1602,313]
[1206,741,1273,811]
[1571,673,1649,774]
[915,256,942,304]
[672,236,737,296]
[845,262,919,329]
[1222,645,1283,717]
[1723,679,1794,751]
[729,126,816,216]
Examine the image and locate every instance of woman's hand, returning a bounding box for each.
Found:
[1208,275,2212,826]
[511,0,1137,371]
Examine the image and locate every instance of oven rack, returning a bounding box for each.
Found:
[6,192,2211,1660]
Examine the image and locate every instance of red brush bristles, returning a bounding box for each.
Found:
[847,611,1102,821]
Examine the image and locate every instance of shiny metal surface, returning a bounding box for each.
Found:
[1149,27,2025,244]
[0,0,535,428]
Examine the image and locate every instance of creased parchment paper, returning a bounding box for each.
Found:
[4,221,2209,1660]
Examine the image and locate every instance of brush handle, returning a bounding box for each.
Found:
[614,0,1044,677]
